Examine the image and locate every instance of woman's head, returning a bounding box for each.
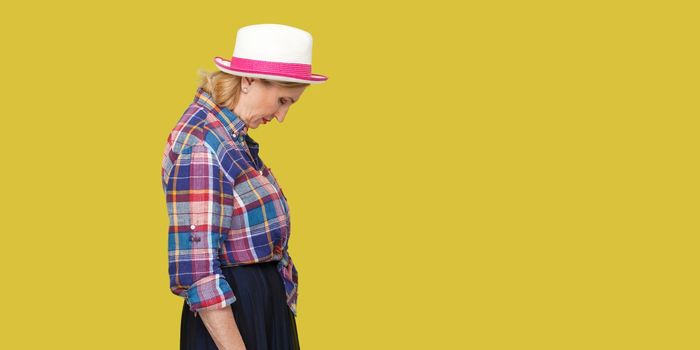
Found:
[198,70,309,129]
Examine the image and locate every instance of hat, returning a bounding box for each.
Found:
[214,24,328,84]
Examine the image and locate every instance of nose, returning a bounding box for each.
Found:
[275,108,288,122]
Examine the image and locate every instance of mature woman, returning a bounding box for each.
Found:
[161,24,327,350]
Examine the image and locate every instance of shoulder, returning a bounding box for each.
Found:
[166,105,211,153]
[161,103,245,186]
[168,103,241,150]
[162,105,233,181]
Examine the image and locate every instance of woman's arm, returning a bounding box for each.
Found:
[199,305,247,350]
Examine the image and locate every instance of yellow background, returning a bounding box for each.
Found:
[2,0,698,349]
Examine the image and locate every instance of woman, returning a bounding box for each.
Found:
[161,23,328,350]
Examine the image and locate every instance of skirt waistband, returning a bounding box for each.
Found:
[222,260,280,270]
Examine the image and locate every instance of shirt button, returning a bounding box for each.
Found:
[190,225,196,230]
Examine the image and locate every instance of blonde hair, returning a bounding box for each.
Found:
[197,69,309,111]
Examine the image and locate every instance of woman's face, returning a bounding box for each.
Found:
[233,78,307,129]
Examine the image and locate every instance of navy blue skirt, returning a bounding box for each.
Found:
[180,260,300,350]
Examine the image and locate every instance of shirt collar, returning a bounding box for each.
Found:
[192,87,249,138]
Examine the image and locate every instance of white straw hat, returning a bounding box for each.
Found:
[214,24,328,84]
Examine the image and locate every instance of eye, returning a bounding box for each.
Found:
[279,98,286,105]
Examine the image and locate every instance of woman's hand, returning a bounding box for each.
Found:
[198,305,247,350]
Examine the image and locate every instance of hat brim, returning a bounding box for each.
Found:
[214,57,327,84]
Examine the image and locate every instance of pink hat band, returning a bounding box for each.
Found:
[215,56,325,81]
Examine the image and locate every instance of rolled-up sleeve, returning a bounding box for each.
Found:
[164,141,236,313]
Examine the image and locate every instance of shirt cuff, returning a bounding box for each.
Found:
[185,274,236,312]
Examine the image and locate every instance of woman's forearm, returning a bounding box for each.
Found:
[198,305,247,350]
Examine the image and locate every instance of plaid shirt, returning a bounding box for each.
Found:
[161,87,299,317]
